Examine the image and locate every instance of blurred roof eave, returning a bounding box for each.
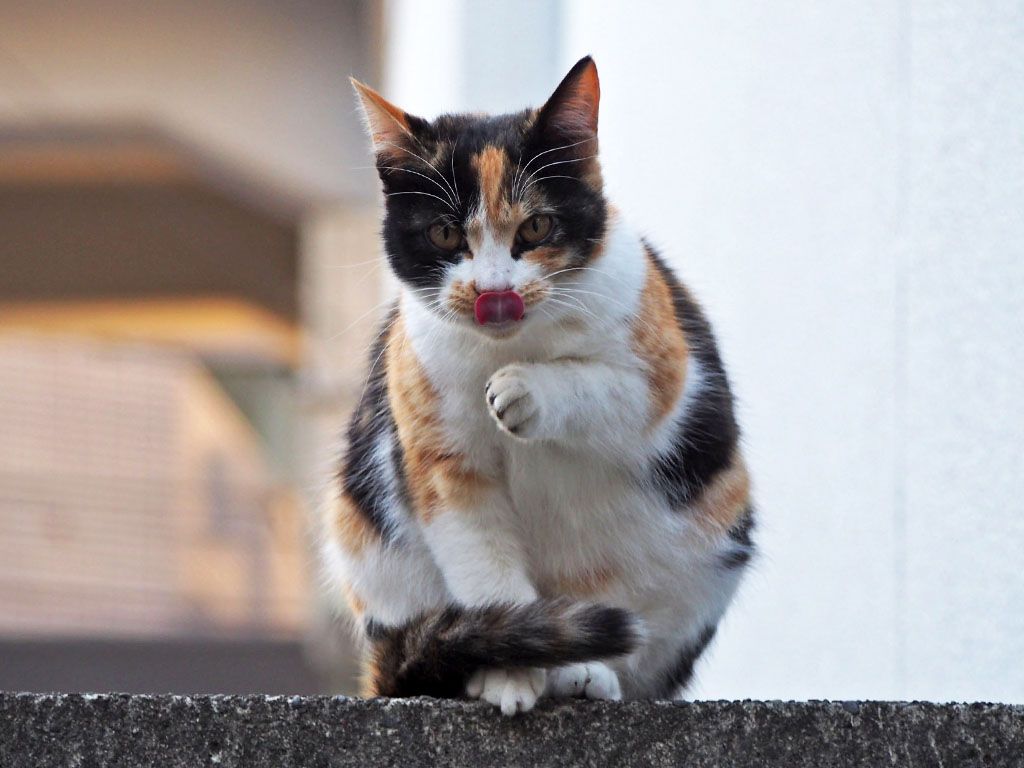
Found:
[0,117,331,223]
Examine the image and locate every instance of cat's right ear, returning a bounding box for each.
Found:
[533,56,600,148]
[351,78,422,164]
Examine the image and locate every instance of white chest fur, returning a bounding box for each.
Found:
[400,218,709,595]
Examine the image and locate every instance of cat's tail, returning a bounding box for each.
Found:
[364,598,640,698]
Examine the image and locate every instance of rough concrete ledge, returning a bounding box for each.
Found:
[1,693,1021,767]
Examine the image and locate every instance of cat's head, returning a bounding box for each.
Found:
[353,57,607,338]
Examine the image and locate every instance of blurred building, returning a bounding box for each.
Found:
[0,335,305,638]
[0,0,385,693]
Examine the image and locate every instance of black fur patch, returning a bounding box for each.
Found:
[646,245,740,507]
[721,504,756,570]
[364,618,388,642]
[339,305,403,543]
[653,625,717,699]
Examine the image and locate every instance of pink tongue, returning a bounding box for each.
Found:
[474,291,525,325]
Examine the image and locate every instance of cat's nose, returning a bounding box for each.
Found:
[471,280,515,295]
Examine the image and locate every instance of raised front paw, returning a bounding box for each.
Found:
[485,364,543,439]
[466,667,547,716]
[548,661,622,700]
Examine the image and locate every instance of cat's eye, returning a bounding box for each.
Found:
[427,223,464,251]
[517,214,553,245]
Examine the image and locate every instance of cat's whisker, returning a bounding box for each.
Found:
[533,304,561,327]
[324,286,440,345]
[518,174,583,198]
[379,141,460,204]
[423,300,452,315]
[511,153,524,201]
[379,166,457,208]
[541,299,595,326]
[540,288,605,319]
[355,329,400,407]
[543,293,605,325]
[553,283,634,309]
[512,137,596,198]
[450,134,461,206]
[386,190,456,211]
[543,266,588,281]
[323,298,397,345]
[547,265,617,279]
[323,256,386,269]
[551,280,647,314]
[556,281,638,298]
[517,154,599,199]
[554,285,661,336]
[404,290,447,309]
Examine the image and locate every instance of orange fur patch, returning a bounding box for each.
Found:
[472,146,509,222]
[691,454,751,535]
[351,79,413,160]
[447,279,477,314]
[343,582,366,620]
[632,257,689,426]
[522,244,574,272]
[560,59,601,136]
[330,494,380,556]
[360,655,381,697]
[387,313,490,522]
[518,279,550,308]
[540,565,618,598]
[548,58,603,191]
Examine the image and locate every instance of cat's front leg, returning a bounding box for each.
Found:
[419,492,548,715]
[485,359,649,451]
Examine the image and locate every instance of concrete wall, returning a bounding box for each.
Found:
[4,695,1023,767]
[386,1,1024,702]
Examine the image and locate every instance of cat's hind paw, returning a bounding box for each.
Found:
[548,661,622,700]
[485,364,542,439]
[466,667,546,716]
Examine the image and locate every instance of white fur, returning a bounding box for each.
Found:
[322,212,745,707]
[467,667,546,715]
[468,227,521,292]
[548,661,622,700]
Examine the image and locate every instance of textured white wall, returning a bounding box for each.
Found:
[900,2,1024,702]
[386,0,1024,702]
[384,0,560,115]
[561,0,1024,702]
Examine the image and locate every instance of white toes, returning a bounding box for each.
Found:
[500,683,525,717]
[582,662,622,700]
[475,667,546,716]
[549,663,589,697]
[480,669,509,708]
[485,365,542,439]
[465,669,486,699]
[548,662,622,701]
[497,396,533,430]
[471,664,620,711]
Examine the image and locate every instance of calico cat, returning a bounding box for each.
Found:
[323,56,753,715]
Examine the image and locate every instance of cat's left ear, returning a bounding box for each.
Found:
[351,78,426,163]
[534,56,600,147]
